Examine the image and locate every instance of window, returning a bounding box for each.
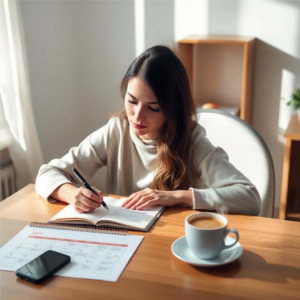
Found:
[0,96,11,150]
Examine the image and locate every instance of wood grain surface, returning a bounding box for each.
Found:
[1,184,300,300]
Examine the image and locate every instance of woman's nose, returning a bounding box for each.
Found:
[135,104,144,120]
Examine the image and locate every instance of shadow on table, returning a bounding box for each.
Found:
[16,274,57,288]
[197,249,300,283]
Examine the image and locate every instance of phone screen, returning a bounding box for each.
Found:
[16,250,70,284]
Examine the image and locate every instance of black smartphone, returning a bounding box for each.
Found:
[16,250,70,284]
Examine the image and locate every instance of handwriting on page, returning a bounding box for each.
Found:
[106,207,144,222]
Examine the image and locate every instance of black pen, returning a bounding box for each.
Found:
[72,168,109,211]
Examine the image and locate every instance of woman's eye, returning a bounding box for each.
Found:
[149,107,161,112]
[128,99,160,112]
[128,99,137,105]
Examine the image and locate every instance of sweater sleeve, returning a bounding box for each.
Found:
[35,121,110,202]
[189,125,261,216]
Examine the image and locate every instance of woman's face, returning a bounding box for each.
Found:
[125,77,166,140]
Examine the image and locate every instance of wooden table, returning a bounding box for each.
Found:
[1,184,300,300]
[280,115,300,221]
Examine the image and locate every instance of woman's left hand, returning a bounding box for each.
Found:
[121,188,193,210]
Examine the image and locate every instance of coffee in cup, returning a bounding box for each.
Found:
[189,216,225,229]
[185,212,239,260]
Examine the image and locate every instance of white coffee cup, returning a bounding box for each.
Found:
[185,212,239,260]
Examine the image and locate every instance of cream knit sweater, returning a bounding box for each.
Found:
[36,117,261,215]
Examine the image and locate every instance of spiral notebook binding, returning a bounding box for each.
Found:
[30,222,128,235]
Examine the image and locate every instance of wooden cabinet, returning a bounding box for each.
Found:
[280,115,300,221]
[176,35,256,123]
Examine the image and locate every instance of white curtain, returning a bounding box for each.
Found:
[0,0,43,189]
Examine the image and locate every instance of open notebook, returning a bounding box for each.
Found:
[49,196,165,232]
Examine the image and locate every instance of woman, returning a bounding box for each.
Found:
[36,46,261,215]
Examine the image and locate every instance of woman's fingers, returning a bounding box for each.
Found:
[122,190,147,206]
[121,194,136,207]
[134,198,160,210]
[73,187,103,212]
[74,201,96,213]
[81,187,103,204]
[92,187,104,198]
[124,195,152,209]
[122,189,179,210]
[123,194,151,209]
[122,188,154,208]
[122,190,163,210]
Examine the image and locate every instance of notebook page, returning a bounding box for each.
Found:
[49,197,163,229]
[100,198,163,229]
[49,197,120,224]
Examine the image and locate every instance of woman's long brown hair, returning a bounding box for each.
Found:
[115,46,197,191]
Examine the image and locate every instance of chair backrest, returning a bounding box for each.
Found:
[197,109,275,218]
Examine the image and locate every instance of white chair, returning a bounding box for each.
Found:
[197,109,275,218]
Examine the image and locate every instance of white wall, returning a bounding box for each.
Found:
[19,0,176,191]
[18,0,300,209]
[145,0,174,49]
[19,0,136,190]
[175,0,208,39]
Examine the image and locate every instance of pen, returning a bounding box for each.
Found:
[72,168,109,211]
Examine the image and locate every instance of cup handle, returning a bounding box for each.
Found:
[223,229,239,250]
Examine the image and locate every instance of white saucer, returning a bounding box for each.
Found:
[171,236,243,267]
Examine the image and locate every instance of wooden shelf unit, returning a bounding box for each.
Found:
[280,115,300,221]
[177,35,256,123]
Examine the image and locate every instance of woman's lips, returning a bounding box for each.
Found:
[132,122,147,129]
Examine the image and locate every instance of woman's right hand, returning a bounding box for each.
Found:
[51,184,103,213]
[70,186,103,213]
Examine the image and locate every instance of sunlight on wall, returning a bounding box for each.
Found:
[237,0,300,59]
[134,0,145,57]
[278,69,294,143]
[174,0,208,41]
